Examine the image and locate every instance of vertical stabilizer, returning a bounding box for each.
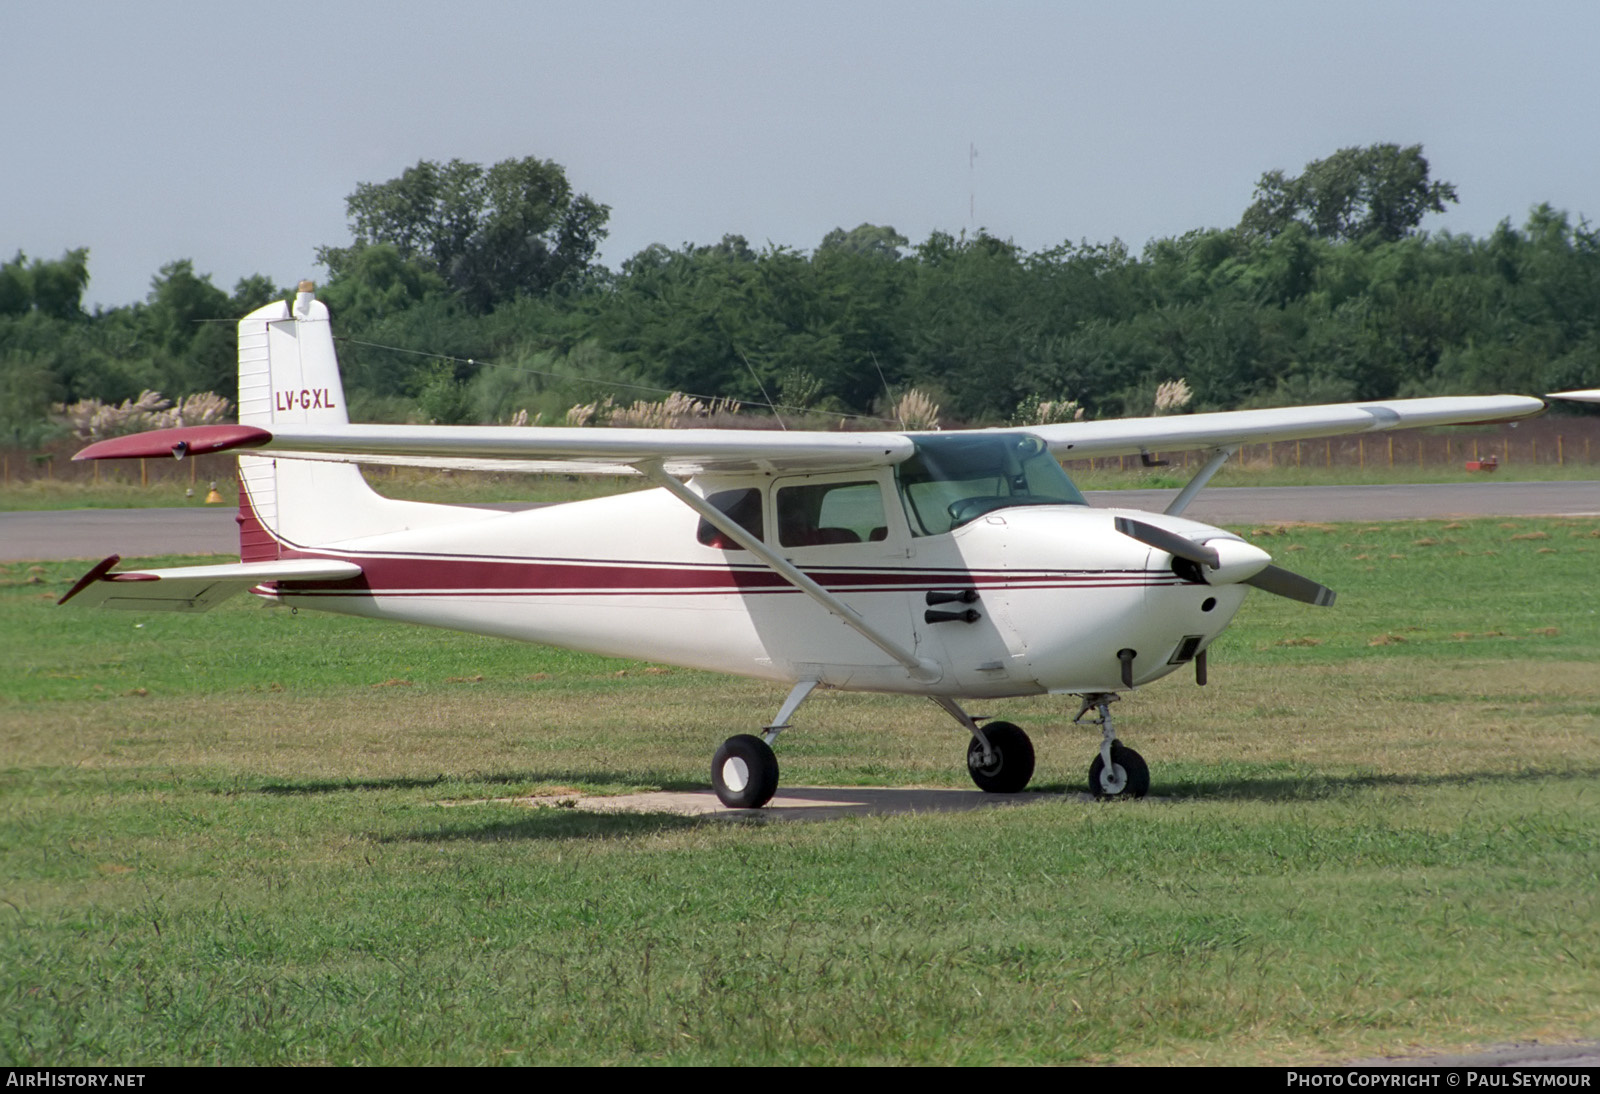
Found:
[238,282,349,430]
[235,282,466,557]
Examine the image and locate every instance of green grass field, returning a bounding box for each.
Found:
[3,516,1598,1064]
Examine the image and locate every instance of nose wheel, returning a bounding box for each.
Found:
[1088,741,1149,799]
[1074,693,1150,799]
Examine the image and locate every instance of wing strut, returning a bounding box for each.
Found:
[639,462,942,683]
[1164,445,1237,517]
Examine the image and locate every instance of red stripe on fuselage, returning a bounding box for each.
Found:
[268,549,1182,598]
[241,501,1187,599]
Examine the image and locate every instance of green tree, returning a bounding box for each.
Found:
[0,351,63,446]
[0,249,90,320]
[319,157,610,313]
[1239,144,1458,244]
[818,223,909,260]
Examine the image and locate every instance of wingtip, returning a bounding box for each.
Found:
[58,555,121,605]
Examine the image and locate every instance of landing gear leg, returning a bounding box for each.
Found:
[933,696,1036,793]
[710,680,818,809]
[1074,693,1149,799]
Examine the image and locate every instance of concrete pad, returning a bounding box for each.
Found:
[526,785,1101,822]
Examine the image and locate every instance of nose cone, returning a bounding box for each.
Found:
[1203,537,1271,585]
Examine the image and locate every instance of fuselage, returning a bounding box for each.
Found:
[258,470,1249,698]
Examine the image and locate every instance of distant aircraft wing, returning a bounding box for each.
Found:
[1548,389,1600,404]
[59,556,364,612]
[1020,395,1546,460]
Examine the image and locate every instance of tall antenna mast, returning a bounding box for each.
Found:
[969,142,978,229]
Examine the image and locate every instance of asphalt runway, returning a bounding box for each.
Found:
[4,480,1597,562]
[1094,479,1600,524]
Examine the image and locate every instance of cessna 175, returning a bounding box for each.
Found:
[61,283,1545,808]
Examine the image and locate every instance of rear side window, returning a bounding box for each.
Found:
[696,488,764,550]
[776,481,887,547]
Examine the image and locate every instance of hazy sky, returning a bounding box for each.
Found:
[6,1,1596,309]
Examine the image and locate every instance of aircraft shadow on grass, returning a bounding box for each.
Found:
[248,764,1597,845]
[250,769,697,797]
[390,764,1600,842]
[392,809,710,843]
[1173,764,1600,803]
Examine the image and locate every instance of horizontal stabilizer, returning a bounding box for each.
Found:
[58,556,363,612]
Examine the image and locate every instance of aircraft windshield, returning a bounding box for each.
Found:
[895,433,1087,536]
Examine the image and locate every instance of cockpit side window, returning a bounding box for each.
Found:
[777,481,887,547]
[896,433,1087,536]
[696,488,764,550]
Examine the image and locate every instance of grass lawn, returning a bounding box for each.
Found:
[2,517,1597,1064]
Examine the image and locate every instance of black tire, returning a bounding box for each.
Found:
[711,734,780,808]
[966,721,1035,793]
[1088,742,1150,799]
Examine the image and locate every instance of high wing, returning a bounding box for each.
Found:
[75,396,1544,476]
[1549,389,1600,404]
[1020,395,1546,460]
[58,556,363,612]
[78,423,915,477]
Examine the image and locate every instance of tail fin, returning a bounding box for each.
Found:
[235,282,456,558]
[237,281,350,431]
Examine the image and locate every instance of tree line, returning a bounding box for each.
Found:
[4,143,1596,446]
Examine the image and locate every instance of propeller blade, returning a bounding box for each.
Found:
[1113,517,1220,570]
[1242,564,1337,607]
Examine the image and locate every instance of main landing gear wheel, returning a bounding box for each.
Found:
[711,734,780,809]
[966,721,1035,793]
[1088,742,1149,800]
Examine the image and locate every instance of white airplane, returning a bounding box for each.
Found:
[61,282,1546,808]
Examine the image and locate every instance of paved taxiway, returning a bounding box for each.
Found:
[4,480,1597,561]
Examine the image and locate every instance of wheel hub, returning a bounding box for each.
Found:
[721,757,750,793]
